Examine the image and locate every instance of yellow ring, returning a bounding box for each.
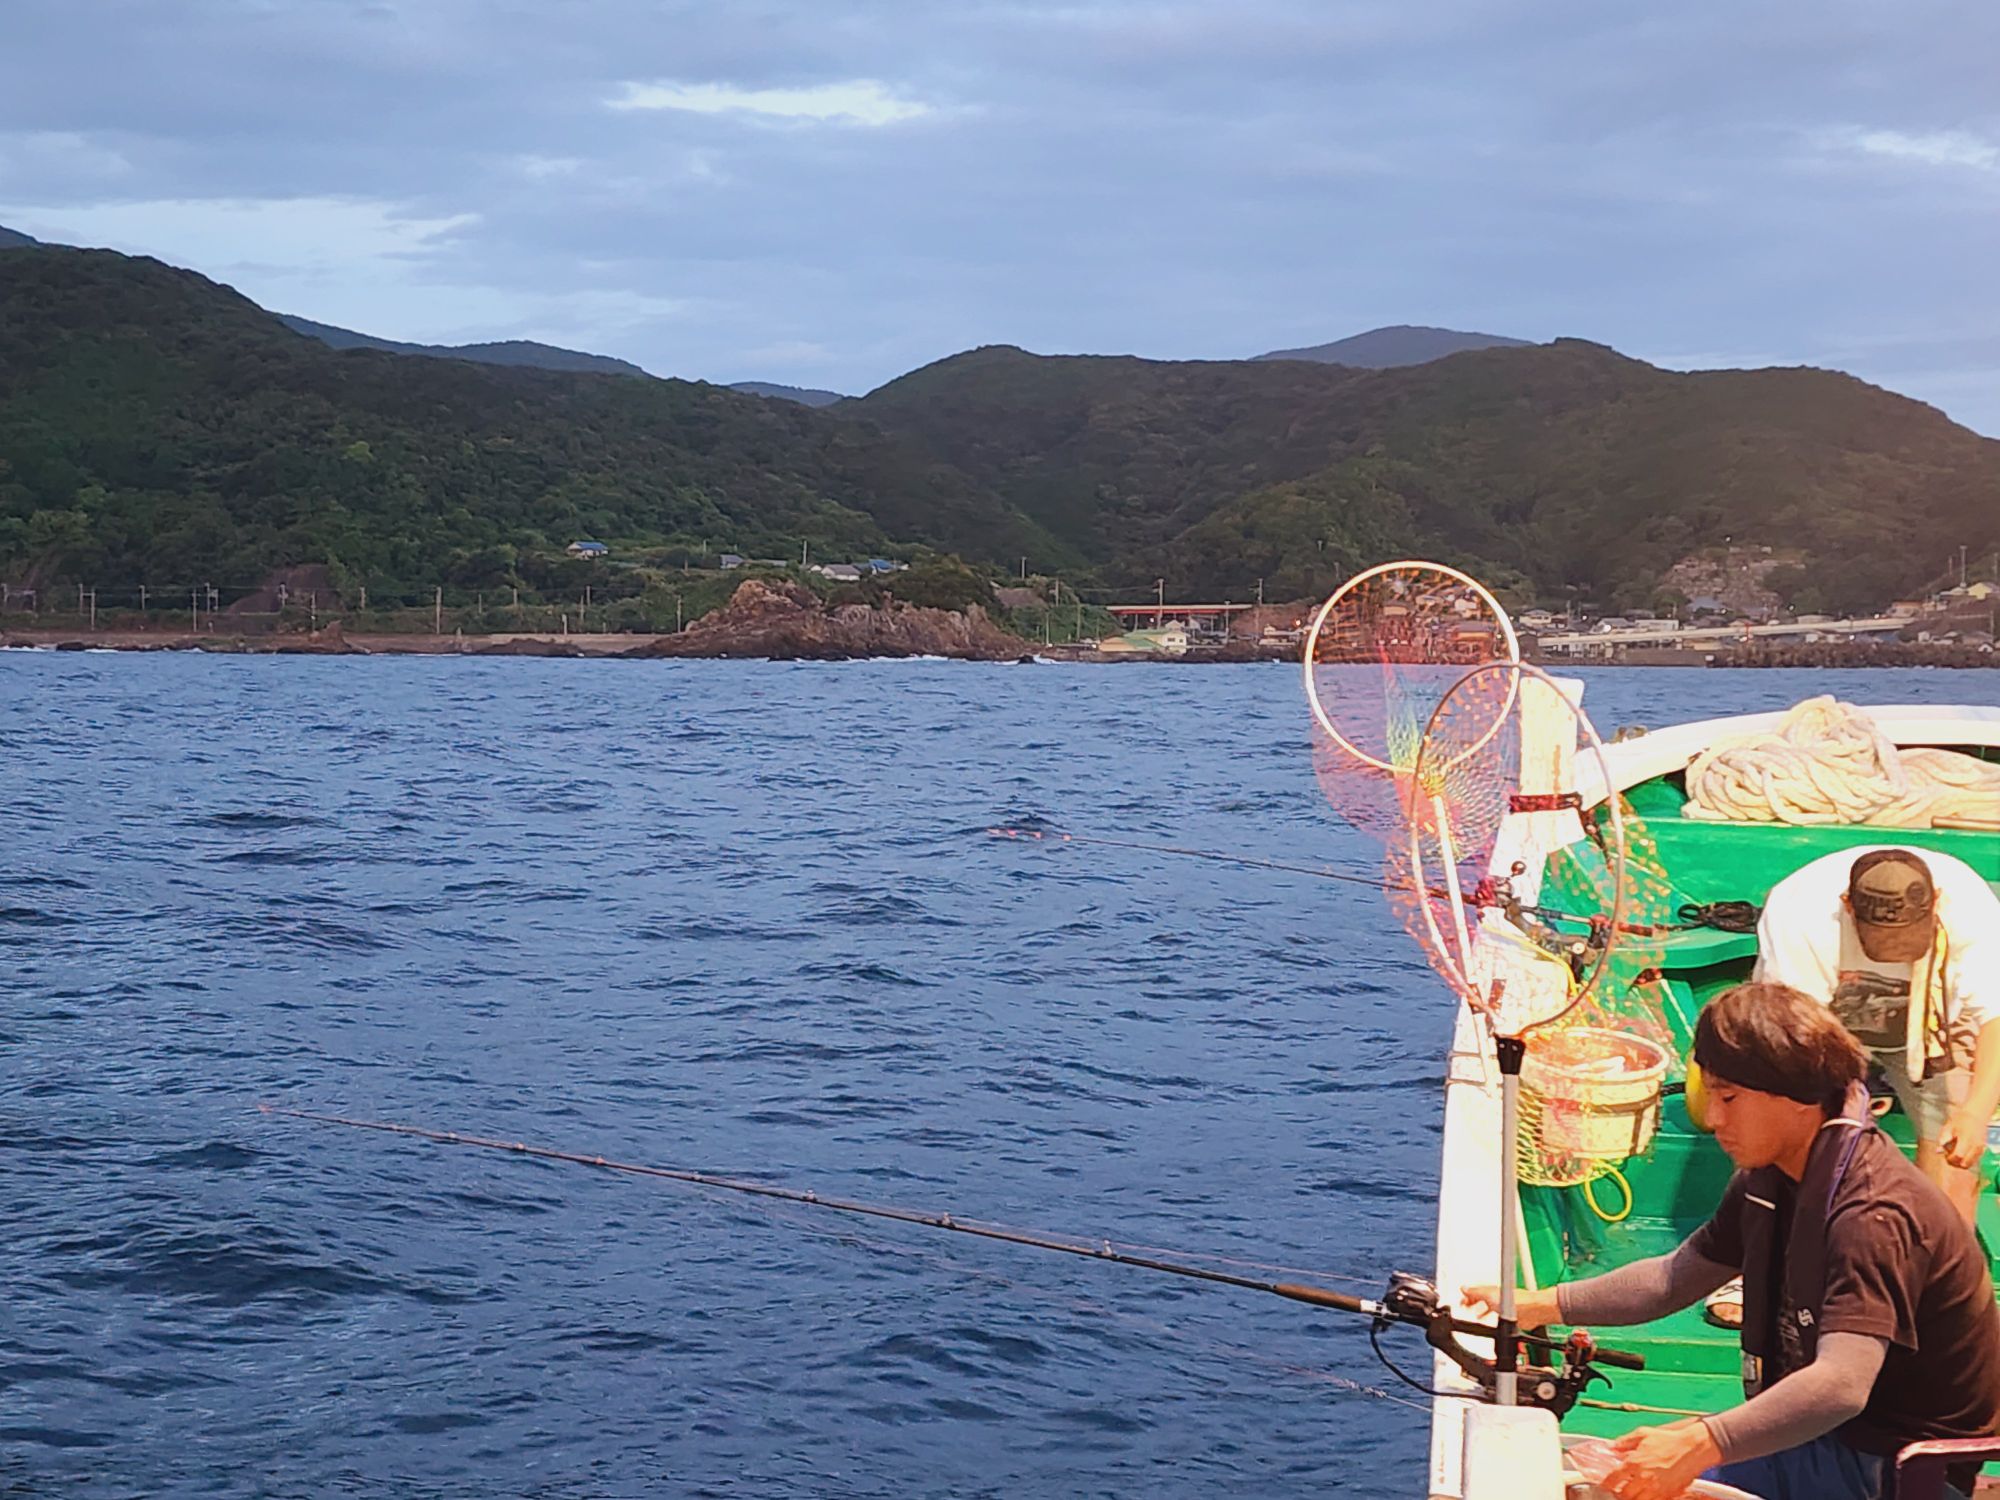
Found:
[1685,1061,1713,1133]
[1584,1166,1634,1224]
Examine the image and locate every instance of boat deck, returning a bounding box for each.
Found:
[1528,768,2000,1443]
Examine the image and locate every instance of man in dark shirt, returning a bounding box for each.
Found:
[1466,981,2000,1500]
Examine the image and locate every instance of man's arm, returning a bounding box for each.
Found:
[1942,879,2000,1167]
[1606,1335,1886,1499]
[1466,1241,1737,1330]
[1750,888,1835,996]
[1699,1332,1887,1462]
[1943,1016,2000,1168]
[1556,1239,1736,1326]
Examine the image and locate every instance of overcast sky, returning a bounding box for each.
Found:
[2,0,1996,430]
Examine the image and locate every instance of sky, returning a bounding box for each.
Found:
[1,0,1996,430]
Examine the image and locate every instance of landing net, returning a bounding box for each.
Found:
[1396,661,1677,1191]
[1303,560,1519,843]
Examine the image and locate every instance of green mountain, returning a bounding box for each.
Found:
[280,316,848,402]
[277,312,653,378]
[4,242,1995,622]
[0,224,39,250]
[728,381,848,407]
[0,246,1057,604]
[1256,325,1535,367]
[852,341,2000,615]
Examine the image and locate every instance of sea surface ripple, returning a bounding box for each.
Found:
[3,656,1995,1498]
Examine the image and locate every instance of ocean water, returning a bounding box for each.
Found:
[3,656,1996,1499]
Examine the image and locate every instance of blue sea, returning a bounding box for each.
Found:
[4,656,1996,1499]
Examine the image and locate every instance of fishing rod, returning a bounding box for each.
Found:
[986,827,1758,936]
[262,1104,1642,1415]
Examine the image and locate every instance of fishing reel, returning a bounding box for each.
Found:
[1473,860,1614,983]
[1366,1272,1636,1418]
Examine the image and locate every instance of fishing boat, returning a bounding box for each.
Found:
[1427,697,2000,1498]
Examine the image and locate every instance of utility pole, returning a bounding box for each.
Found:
[139,584,148,613]
[1256,577,1264,609]
[511,586,519,609]
[801,539,809,567]
[1961,544,1970,589]
[359,584,368,611]
[1020,556,1027,581]
[675,595,683,632]
[1155,577,1165,627]
[191,586,200,633]
[434,586,442,635]
[86,587,96,631]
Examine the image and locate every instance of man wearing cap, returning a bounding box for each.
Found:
[1755,845,2000,1225]
[1466,982,2000,1500]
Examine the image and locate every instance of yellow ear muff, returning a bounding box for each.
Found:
[1685,1060,1714,1133]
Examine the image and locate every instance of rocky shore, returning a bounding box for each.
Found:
[1,582,1037,662]
[1710,641,1997,668]
[621,579,1031,661]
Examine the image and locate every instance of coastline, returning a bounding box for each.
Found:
[5,627,1996,668]
[0,627,1296,663]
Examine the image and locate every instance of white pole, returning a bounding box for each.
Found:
[1495,1028,1526,1406]
[1432,794,1477,985]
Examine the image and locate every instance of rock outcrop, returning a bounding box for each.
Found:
[626,579,1030,661]
[269,620,366,654]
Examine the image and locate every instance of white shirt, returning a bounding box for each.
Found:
[1753,846,2000,1072]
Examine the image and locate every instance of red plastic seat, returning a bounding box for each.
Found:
[1895,1437,2000,1500]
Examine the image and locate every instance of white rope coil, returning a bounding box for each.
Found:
[1683,696,2000,827]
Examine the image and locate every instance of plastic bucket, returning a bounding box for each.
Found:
[1523,1028,1669,1161]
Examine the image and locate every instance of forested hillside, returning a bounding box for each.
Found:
[0,247,1057,603]
[5,242,1997,619]
[854,342,2000,613]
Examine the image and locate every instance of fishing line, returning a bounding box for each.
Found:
[263,1105,1627,1395]
[986,826,1400,894]
[753,1191,1425,1411]
[265,1105,1389,1315]
[987,827,1757,937]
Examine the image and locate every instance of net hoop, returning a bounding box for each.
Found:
[1301,559,1522,777]
[1410,661,1626,1037]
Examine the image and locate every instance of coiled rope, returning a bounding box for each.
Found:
[1684,696,2000,828]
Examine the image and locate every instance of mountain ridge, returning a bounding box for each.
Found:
[0,245,1063,611]
[276,312,654,378]
[726,380,849,407]
[3,241,1995,621]
[1255,324,1536,367]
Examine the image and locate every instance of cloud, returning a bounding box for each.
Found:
[1,195,474,274]
[0,130,131,183]
[1827,127,2000,173]
[606,79,932,127]
[4,0,1999,433]
[734,339,838,371]
[514,154,584,180]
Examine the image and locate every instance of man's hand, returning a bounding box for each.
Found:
[1601,1419,1721,1500]
[1939,1107,1989,1170]
[1459,1283,1561,1329]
